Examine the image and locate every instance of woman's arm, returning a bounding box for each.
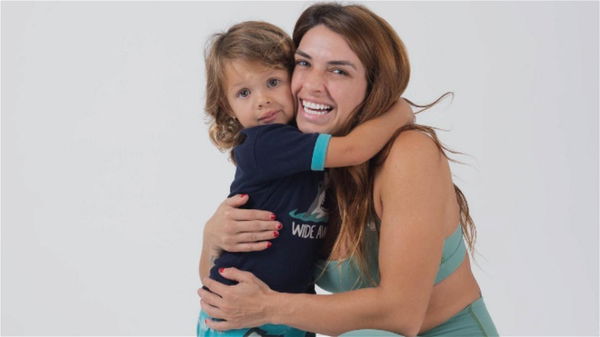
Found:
[200,131,453,336]
[198,194,282,280]
[325,98,413,168]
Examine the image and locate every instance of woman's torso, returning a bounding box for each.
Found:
[322,139,482,333]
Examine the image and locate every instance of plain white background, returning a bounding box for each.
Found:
[1,1,598,336]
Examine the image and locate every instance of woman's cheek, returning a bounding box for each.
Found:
[290,71,302,94]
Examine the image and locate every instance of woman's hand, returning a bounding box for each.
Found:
[199,194,283,280]
[199,267,278,330]
[204,194,282,253]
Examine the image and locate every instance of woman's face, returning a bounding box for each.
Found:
[292,25,368,134]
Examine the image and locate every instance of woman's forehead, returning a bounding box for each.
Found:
[296,25,363,67]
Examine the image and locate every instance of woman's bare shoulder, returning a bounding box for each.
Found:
[374,129,454,221]
[382,129,447,170]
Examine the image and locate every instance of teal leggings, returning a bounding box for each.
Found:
[338,297,498,337]
[419,297,498,337]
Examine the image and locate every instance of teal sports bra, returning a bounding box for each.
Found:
[315,224,466,293]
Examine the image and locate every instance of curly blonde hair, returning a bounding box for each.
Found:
[204,21,295,160]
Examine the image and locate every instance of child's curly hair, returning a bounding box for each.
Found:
[204,21,295,158]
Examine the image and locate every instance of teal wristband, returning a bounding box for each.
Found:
[311,134,331,171]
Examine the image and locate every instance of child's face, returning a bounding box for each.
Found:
[224,59,295,128]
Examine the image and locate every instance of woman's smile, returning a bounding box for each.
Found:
[297,98,335,123]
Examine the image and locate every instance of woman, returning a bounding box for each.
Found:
[199,3,498,336]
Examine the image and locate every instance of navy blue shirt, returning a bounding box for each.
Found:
[210,124,331,294]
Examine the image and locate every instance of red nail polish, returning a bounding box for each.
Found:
[270,214,276,220]
[273,231,279,238]
[241,194,248,198]
[219,268,225,274]
[277,223,283,230]
[266,242,272,248]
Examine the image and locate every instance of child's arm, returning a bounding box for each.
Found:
[325,98,413,168]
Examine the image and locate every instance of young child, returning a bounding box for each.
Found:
[198,21,412,337]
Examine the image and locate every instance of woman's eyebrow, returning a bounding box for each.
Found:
[295,49,356,70]
[328,60,356,70]
[295,49,312,59]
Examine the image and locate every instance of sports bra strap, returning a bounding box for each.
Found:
[435,225,467,284]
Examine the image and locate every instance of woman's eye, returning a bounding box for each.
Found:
[237,88,250,98]
[267,78,280,88]
[332,68,348,76]
[295,59,309,67]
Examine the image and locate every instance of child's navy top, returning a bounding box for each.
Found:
[209,124,331,294]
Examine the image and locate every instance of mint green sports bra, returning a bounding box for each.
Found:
[315,224,466,293]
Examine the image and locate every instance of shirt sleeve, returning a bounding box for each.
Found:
[235,124,331,181]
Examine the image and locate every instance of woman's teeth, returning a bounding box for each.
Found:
[302,100,332,115]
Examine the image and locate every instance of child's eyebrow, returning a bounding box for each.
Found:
[228,82,245,90]
[295,49,357,71]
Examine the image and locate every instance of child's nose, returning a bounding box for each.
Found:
[257,95,271,109]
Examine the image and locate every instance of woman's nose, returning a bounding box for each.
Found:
[303,70,325,94]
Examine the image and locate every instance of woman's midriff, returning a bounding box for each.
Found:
[418,255,482,333]
[326,227,482,333]
[328,242,482,333]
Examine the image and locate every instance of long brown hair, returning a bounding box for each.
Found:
[294,3,476,284]
[204,21,295,160]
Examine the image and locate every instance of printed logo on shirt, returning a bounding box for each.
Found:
[291,222,327,239]
[288,178,328,240]
[288,179,328,224]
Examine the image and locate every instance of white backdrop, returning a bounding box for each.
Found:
[2,1,598,336]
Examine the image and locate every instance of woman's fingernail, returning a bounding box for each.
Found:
[277,223,283,230]
[219,268,225,274]
[270,214,276,220]
[241,194,248,198]
[273,231,279,238]
[266,242,272,248]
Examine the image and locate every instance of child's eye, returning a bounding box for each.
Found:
[237,88,250,98]
[295,59,310,67]
[267,78,280,88]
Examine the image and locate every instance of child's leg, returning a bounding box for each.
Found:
[197,310,313,337]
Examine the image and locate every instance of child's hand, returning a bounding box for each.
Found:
[385,98,415,127]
